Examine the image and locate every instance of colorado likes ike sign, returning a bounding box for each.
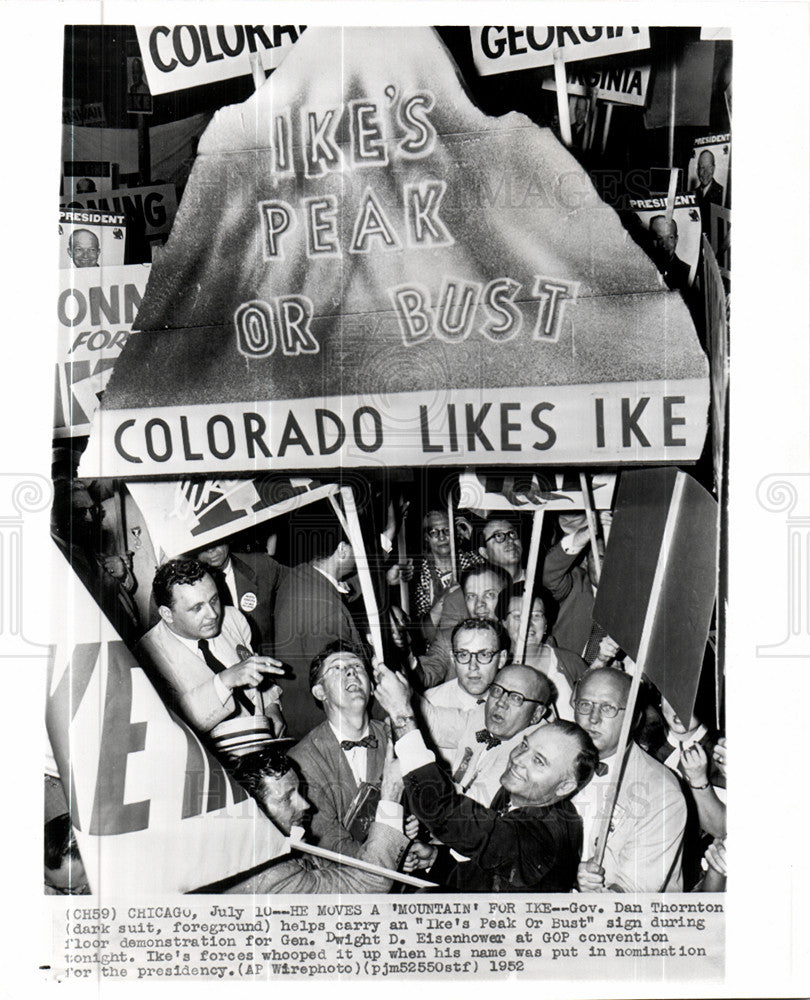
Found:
[135,25,305,95]
[470,26,651,76]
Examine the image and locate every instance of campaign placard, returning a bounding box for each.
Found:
[134,25,305,95]
[541,61,651,107]
[54,263,149,436]
[126,55,153,114]
[60,183,178,240]
[58,209,126,270]
[470,26,650,76]
[686,133,731,216]
[629,194,703,289]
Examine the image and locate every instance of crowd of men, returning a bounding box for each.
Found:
[48,494,726,895]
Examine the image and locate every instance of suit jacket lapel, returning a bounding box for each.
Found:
[314,721,359,801]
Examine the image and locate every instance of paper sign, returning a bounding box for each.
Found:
[47,543,287,894]
[593,468,718,726]
[629,194,703,289]
[54,264,150,436]
[470,26,650,76]
[458,469,617,510]
[541,62,651,106]
[135,25,305,95]
[58,209,126,270]
[127,478,334,558]
[61,183,178,240]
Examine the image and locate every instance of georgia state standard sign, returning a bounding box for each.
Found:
[80,27,707,479]
[469,26,651,76]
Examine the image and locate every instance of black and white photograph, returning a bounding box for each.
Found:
[0,6,807,1000]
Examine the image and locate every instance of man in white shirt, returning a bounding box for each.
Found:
[422,662,552,807]
[423,618,507,722]
[572,667,687,893]
[136,558,285,738]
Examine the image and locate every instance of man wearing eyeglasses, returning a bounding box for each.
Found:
[477,518,525,583]
[417,563,511,688]
[288,641,392,858]
[421,660,552,807]
[374,661,599,893]
[423,518,525,672]
[571,668,687,893]
[424,618,507,713]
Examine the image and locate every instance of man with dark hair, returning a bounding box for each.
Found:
[424,618,507,712]
[67,228,100,268]
[195,539,286,653]
[571,667,687,893]
[136,558,285,738]
[477,518,525,583]
[273,528,362,737]
[218,745,409,894]
[418,562,512,688]
[287,642,392,858]
[374,662,597,892]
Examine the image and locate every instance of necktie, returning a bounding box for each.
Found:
[340,734,378,751]
[212,569,234,606]
[452,746,474,783]
[198,639,253,713]
[595,761,609,777]
[476,729,501,750]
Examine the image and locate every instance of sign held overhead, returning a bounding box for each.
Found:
[135,25,306,95]
[470,26,651,76]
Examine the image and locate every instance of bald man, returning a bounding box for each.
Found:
[571,667,687,893]
[68,229,100,268]
[649,216,692,293]
[694,149,724,232]
[421,662,552,807]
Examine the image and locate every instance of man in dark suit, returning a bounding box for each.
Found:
[196,540,286,653]
[374,662,598,892]
[694,149,724,233]
[273,530,363,737]
[288,642,394,858]
[649,216,692,294]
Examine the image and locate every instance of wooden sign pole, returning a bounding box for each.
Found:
[340,486,384,663]
[554,50,572,146]
[447,493,458,585]
[664,167,679,224]
[513,509,544,663]
[289,830,434,889]
[579,472,602,583]
[397,523,410,616]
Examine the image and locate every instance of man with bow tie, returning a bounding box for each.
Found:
[288,642,404,859]
[374,661,598,893]
[421,661,552,807]
[571,667,687,893]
